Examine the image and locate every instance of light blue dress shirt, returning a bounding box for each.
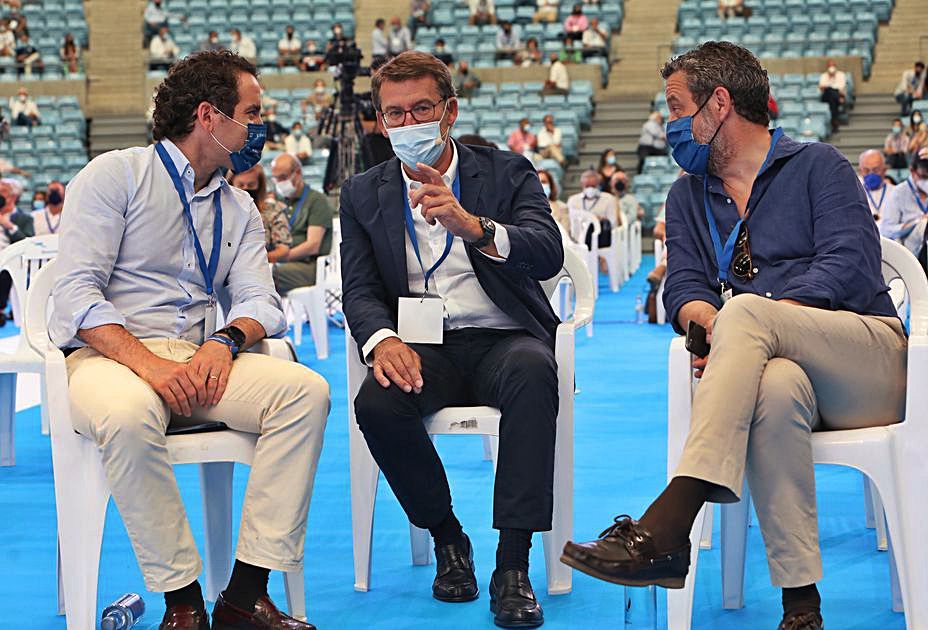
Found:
[50,139,286,348]
[879,177,928,257]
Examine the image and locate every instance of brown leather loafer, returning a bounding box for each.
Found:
[212,593,315,629]
[159,604,210,629]
[560,515,690,589]
[778,610,824,630]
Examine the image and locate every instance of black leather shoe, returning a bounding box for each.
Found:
[159,604,210,629]
[560,515,690,588]
[489,569,544,628]
[432,533,479,602]
[778,610,824,630]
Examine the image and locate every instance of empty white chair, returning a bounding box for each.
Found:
[346,246,594,596]
[666,237,928,629]
[25,260,307,630]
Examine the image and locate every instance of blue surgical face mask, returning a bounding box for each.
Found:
[541,183,551,198]
[863,173,883,191]
[385,101,451,171]
[606,155,616,165]
[33,200,45,211]
[666,96,724,176]
[210,106,267,173]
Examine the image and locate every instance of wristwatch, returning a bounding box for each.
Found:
[472,216,496,249]
[209,325,246,359]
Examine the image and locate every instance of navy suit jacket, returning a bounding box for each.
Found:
[340,141,565,357]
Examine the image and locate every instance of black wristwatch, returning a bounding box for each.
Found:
[472,216,496,249]
[212,325,246,358]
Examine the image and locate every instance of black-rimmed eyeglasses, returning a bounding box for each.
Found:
[381,99,446,127]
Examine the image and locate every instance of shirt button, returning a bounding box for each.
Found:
[765,292,772,298]
[726,198,732,204]
[753,267,759,274]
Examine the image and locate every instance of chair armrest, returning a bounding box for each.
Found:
[667,336,693,481]
[904,334,928,423]
[247,338,296,362]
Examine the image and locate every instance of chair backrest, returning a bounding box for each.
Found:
[0,234,58,325]
[23,256,58,359]
[881,237,928,337]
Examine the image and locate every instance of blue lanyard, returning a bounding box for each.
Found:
[288,185,311,228]
[906,179,928,215]
[155,142,223,299]
[866,185,887,211]
[402,172,461,293]
[44,210,60,233]
[703,127,783,286]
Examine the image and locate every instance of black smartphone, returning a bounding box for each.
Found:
[685,320,711,359]
[165,421,229,436]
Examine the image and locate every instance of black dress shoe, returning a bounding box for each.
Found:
[489,569,544,628]
[159,604,210,629]
[432,533,479,602]
[778,610,824,630]
[560,515,690,588]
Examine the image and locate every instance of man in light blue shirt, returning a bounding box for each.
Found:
[880,152,928,264]
[51,51,327,630]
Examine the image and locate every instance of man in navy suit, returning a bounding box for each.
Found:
[340,51,564,628]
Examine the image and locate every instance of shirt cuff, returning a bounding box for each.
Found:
[226,300,287,339]
[476,223,510,262]
[51,301,127,348]
[362,328,400,366]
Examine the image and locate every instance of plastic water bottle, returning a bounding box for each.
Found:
[635,294,645,324]
[100,593,145,630]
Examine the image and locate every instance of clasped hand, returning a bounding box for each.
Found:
[140,341,233,416]
[408,163,482,241]
[372,337,423,394]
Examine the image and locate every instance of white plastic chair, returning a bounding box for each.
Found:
[24,260,308,630]
[345,246,594,596]
[0,234,58,465]
[652,239,667,326]
[628,220,642,276]
[552,223,595,338]
[666,237,928,629]
[569,208,601,301]
[602,221,628,292]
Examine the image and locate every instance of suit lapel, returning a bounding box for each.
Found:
[456,141,485,219]
[377,159,411,294]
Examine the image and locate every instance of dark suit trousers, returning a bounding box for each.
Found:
[354,328,558,532]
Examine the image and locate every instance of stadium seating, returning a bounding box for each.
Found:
[3,0,87,80]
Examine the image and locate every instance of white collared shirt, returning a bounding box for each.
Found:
[880,178,928,256]
[361,143,520,360]
[32,207,62,235]
[860,178,894,223]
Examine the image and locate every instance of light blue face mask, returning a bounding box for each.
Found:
[386,102,451,171]
[666,96,724,176]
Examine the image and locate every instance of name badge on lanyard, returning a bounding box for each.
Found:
[397,173,461,344]
[155,142,224,338]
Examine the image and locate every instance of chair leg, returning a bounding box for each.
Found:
[543,371,574,596]
[200,462,234,603]
[0,373,17,466]
[307,289,329,360]
[283,570,307,621]
[349,416,380,592]
[699,504,713,550]
[888,533,903,613]
[863,473,876,529]
[40,374,50,436]
[409,524,432,566]
[869,480,889,552]
[720,487,751,610]
[482,435,494,461]
[667,504,707,630]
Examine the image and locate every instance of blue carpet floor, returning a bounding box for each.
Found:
[0,256,905,629]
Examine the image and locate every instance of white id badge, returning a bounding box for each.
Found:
[721,287,734,304]
[204,295,218,338]
[398,295,444,344]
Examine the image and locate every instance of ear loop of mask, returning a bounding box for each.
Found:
[209,105,246,153]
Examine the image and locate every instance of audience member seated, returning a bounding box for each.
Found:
[229,165,292,263]
[0,20,14,61]
[717,0,748,19]
[559,40,582,64]
[32,180,64,236]
[409,0,431,38]
[538,168,570,236]
[387,16,412,57]
[469,0,496,25]
[301,79,333,118]
[597,148,620,190]
[636,110,667,173]
[50,53,329,630]
[496,21,521,61]
[894,61,925,117]
[518,37,542,66]
[228,28,256,65]
[880,152,928,263]
[263,106,288,150]
[278,25,301,68]
[14,32,42,77]
[564,45,906,630]
[0,177,31,323]
[300,39,325,72]
[645,207,666,321]
[60,32,80,74]
[909,121,928,157]
[541,53,570,95]
[434,38,454,66]
[906,110,923,137]
[581,18,608,60]
[563,4,588,44]
[270,153,335,294]
[568,169,618,256]
[857,149,893,224]
[885,118,910,170]
[818,61,846,133]
[0,154,28,178]
[507,117,537,156]
[371,18,388,63]
[9,86,38,126]
[284,122,313,165]
[200,30,222,53]
[149,26,179,71]
[143,0,184,46]
[537,113,566,166]
[328,23,347,50]
[454,60,481,98]
[31,189,44,212]
[533,0,558,23]
[610,171,644,225]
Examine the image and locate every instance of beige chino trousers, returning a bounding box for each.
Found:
[675,293,907,587]
[66,338,330,592]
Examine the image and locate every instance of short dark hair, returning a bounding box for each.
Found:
[916,61,925,69]
[661,41,770,126]
[371,51,456,111]
[152,50,258,142]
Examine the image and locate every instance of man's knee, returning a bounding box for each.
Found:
[88,395,168,456]
[713,293,769,333]
[754,358,816,429]
[291,367,331,422]
[354,373,417,432]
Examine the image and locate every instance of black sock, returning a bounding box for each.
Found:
[429,509,465,548]
[496,528,532,573]
[638,476,715,549]
[782,584,821,617]
[222,560,270,613]
[164,579,204,611]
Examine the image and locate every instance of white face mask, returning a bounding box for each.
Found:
[385,102,451,171]
[917,178,928,195]
[276,175,298,198]
[583,186,599,199]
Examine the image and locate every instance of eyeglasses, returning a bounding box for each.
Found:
[381,99,446,127]
[731,223,755,281]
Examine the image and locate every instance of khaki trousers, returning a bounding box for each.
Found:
[675,294,907,587]
[540,145,566,165]
[66,338,330,592]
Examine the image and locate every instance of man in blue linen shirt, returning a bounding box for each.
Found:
[50,51,328,630]
[562,42,907,630]
[879,151,928,263]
